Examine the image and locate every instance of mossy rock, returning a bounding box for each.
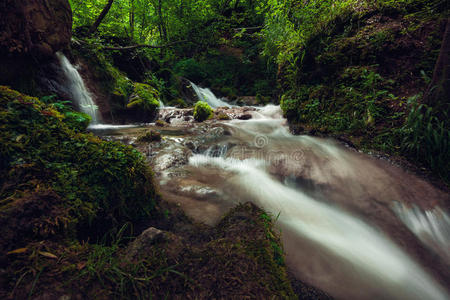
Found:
[127,83,160,122]
[0,86,158,252]
[155,119,168,127]
[193,101,213,122]
[168,98,187,108]
[136,130,162,143]
[217,112,231,120]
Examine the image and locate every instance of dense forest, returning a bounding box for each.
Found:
[0,0,449,299]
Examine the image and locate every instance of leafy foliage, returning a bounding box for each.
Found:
[400,96,449,181]
[40,95,92,131]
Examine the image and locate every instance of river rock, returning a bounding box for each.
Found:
[238,113,252,120]
[177,76,198,105]
[125,227,166,261]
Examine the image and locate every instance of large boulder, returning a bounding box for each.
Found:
[177,76,199,105]
[0,0,72,84]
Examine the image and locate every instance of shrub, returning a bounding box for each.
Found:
[40,95,92,131]
[173,58,207,83]
[193,101,213,122]
[401,96,449,181]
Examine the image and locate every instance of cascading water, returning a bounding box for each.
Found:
[190,81,232,108]
[94,88,450,299]
[56,52,101,124]
[173,104,449,299]
[190,153,448,300]
[392,202,450,261]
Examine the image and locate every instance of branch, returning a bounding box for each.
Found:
[232,26,263,32]
[103,40,187,50]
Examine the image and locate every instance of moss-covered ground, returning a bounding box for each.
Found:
[278,3,449,182]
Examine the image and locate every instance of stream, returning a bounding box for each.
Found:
[59,53,450,299]
[97,103,450,300]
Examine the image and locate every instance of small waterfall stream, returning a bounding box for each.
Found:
[190,81,232,108]
[56,52,101,124]
[91,85,450,299]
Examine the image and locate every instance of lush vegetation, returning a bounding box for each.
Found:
[0,0,449,297]
[67,0,448,182]
[0,86,158,295]
[270,0,449,181]
[0,87,295,298]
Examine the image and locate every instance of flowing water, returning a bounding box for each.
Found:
[56,52,101,124]
[92,84,450,299]
[190,81,232,108]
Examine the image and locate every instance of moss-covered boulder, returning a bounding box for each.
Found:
[193,101,213,122]
[73,203,296,299]
[136,129,162,143]
[0,86,158,251]
[126,83,160,122]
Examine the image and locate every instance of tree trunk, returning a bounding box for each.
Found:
[220,0,233,13]
[88,0,115,35]
[423,18,450,111]
[129,0,135,40]
[157,0,167,41]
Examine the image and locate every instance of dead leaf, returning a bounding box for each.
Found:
[38,251,57,259]
[77,262,86,270]
[7,248,28,255]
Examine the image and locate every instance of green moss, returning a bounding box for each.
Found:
[136,130,162,143]
[168,98,187,108]
[217,112,231,120]
[155,119,168,127]
[0,86,158,247]
[215,203,295,298]
[128,83,160,112]
[193,101,213,122]
[72,41,134,113]
[278,3,448,181]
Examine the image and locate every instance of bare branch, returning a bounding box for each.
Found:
[103,40,187,50]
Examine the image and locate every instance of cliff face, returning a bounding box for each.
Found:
[0,0,72,84]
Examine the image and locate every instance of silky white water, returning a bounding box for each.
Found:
[190,153,448,300]
[393,202,450,261]
[190,81,232,108]
[184,104,450,300]
[97,87,450,299]
[56,52,101,124]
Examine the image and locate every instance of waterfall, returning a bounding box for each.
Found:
[56,52,101,124]
[190,81,232,108]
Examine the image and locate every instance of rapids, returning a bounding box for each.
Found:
[94,95,450,299]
